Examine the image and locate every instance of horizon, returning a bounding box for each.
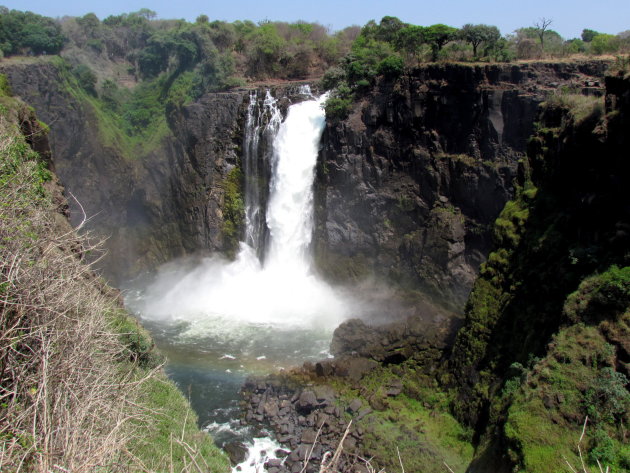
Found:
[1,0,629,40]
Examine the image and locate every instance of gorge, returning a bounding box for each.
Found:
[1,53,628,473]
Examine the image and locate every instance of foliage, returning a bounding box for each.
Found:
[542,92,604,125]
[71,63,97,94]
[423,24,459,61]
[584,367,629,424]
[459,24,501,57]
[501,322,629,473]
[582,29,602,42]
[0,7,65,56]
[222,166,245,256]
[564,265,630,323]
[327,361,474,473]
[376,54,404,78]
[590,33,620,55]
[324,94,353,120]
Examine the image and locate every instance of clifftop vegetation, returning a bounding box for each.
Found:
[2,8,628,145]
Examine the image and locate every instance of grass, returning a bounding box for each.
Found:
[502,321,629,473]
[326,362,474,473]
[128,374,229,472]
[543,93,604,126]
[0,75,229,472]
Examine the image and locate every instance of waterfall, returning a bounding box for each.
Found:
[266,93,327,271]
[242,91,281,256]
[128,88,354,473]
[139,89,349,332]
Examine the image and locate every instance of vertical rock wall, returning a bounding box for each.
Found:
[314,62,609,309]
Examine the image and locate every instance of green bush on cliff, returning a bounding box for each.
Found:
[564,265,630,323]
[222,166,245,255]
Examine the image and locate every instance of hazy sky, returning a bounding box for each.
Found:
[2,0,629,39]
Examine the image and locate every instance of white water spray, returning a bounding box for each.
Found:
[139,91,350,336]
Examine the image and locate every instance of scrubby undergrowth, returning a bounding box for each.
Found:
[0,79,228,472]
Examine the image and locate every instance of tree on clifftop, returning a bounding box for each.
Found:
[534,17,553,52]
[460,24,501,58]
[0,8,65,56]
[424,24,458,61]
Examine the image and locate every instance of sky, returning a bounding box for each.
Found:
[2,0,629,39]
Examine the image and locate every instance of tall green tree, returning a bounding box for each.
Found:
[581,29,601,42]
[459,24,500,58]
[394,25,426,59]
[0,9,65,56]
[424,24,458,61]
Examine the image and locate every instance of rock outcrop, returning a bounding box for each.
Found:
[0,60,248,283]
[314,61,609,309]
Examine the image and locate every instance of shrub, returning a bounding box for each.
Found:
[376,55,404,78]
[324,95,353,120]
[72,64,97,95]
[564,265,630,322]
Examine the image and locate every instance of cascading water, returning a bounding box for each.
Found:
[243,91,281,255]
[137,89,347,331]
[127,89,352,471]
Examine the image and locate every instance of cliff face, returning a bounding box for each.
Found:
[315,61,609,308]
[1,59,609,297]
[447,72,630,472]
[0,60,246,283]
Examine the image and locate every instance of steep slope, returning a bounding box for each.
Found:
[0,57,245,283]
[0,74,229,472]
[449,71,629,472]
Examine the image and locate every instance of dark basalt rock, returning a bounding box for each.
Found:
[313,61,610,310]
[224,440,249,465]
[241,372,370,473]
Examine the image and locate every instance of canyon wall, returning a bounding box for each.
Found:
[1,60,245,282]
[315,61,608,308]
[1,60,609,304]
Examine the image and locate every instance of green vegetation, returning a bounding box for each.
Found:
[445,74,629,471]
[502,319,629,472]
[328,362,474,473]
[0,7,65,56]
[222,165,245,256]
[0,75,228,472]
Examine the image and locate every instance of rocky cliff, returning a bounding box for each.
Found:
[0,59,610,300]
[0,59,248,283]
[315,61,609,309]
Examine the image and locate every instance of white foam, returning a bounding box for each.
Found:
[233,437,284,473]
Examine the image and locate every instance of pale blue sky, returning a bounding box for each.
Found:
[2,0,628,39]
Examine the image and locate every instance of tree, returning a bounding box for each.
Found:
[375,16,406,43]
[534,17,553,51]
[460,24,501,57]
[424,24,458,61]
[0,9,65,56]
[394,25,425,59]
[377,55,404,78]
[581,29,601,42]
[590,33,619,55]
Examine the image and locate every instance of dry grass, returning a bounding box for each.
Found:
[543,93,604,125]
[0,113,148,471]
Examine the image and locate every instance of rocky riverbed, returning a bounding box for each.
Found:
[238,369,403,473]
[233,309,456,473]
